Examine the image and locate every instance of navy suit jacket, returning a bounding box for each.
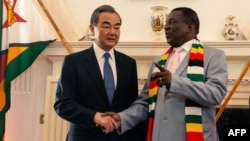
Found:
[54,46,147,141]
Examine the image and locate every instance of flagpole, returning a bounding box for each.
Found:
[37,0,73,54]
[215,58,250,121]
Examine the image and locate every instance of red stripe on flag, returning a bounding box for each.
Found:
[149,80,157,89]
[0,51,7,111]
[186,132,204,141]
[189,53,204,61]
[0,52,7,80]
[146,117,154,141]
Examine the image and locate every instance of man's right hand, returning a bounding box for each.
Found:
[102,112,121,132]
[103,112,121,126]
[94,112,117,134]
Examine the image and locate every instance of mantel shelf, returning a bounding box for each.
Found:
[43,41,250,57]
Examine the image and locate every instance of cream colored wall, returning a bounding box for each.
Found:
[57,0,250,42]
[5,1,250,141]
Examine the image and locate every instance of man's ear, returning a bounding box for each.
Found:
[89,24,95,36]
[187,24,195,32]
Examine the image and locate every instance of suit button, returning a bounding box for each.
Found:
[163,117,168,120]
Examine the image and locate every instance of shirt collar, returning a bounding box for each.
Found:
[179,39,195,52]
[93,42,115,61]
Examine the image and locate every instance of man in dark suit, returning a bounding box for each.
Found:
[54,5,146,141]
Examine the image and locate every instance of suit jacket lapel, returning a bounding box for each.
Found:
[176,52,189,76]
[113,50,133,105]
[112,50,122,103]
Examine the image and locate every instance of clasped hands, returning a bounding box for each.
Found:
[93,63,171,134]
[94,112,120,134]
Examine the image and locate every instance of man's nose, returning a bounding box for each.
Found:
[108,28,116,34]
[165,24,170,30]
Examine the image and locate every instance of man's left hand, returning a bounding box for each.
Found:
[152,62,172,88]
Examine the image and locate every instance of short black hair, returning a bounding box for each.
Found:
[90,5,122,25]
[172,7,200,34]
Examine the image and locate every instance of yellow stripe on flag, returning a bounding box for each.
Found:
[149,87,158,97]
[186,123,203,132]
[161,54,169,60]
[0,80,6,111]
[190,47,204,54]
[7,47,27,64]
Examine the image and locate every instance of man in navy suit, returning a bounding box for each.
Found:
[54,5,146,141]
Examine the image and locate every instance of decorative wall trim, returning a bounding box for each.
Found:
[43,41,250,57]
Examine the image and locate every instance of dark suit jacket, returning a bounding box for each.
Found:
[54,46,146,141]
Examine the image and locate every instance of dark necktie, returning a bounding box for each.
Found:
[103,53,115,104]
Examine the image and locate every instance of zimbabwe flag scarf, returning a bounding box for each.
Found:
[147,39,205,141]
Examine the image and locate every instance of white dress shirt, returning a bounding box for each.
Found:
[93,42,117,87]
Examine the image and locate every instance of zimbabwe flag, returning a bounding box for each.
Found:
[0,0,55,140]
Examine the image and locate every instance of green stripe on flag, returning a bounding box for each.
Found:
[149,95,157,104]
[185,115,202,123]
[5,40,55,83]
[187,74,204,82]
[0,113,5,141]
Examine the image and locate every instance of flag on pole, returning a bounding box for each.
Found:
[0,0,56,140]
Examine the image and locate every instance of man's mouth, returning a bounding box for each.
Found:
[107,37,115,40]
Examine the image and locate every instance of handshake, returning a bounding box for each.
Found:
[94,111,121,134]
